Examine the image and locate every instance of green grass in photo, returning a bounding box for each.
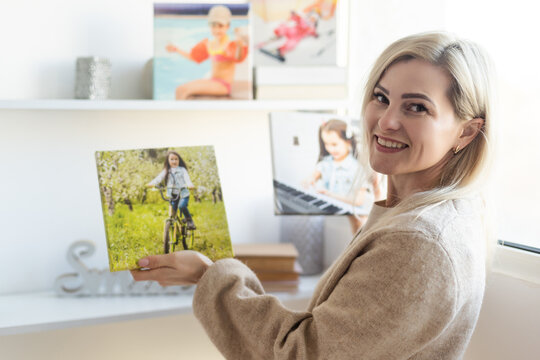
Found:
[103,199,232,272]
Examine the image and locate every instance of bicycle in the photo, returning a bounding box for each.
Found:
[156,185,195,253]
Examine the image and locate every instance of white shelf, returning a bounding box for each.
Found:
[0,275,319,336]
[0,99,348,111]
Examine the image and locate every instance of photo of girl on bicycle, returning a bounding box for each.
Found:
[96,146,232,272]
[147,151,196,230]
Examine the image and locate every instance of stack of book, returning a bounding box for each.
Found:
[233,243,301,293]
[254,66,347,100]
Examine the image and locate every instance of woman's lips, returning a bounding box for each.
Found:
[374,135,408,153]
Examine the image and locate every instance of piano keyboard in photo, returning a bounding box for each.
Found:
[273,180,351,215]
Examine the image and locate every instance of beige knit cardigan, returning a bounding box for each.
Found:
[193,197,486,359]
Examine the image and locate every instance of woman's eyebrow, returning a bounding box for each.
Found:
[376,84,435,106]
[401,93,435,106]
[375,84,389,94]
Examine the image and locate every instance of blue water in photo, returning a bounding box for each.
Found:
[154,17,248,100]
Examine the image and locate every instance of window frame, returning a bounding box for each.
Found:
[492,242,540,284]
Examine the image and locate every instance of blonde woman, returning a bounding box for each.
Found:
[132,32,494,359]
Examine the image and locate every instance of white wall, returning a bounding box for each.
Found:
[464,272,540,360]
[347,0,447,116]
[0,0,152,99]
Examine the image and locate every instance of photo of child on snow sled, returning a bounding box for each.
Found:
[252,0,338,65]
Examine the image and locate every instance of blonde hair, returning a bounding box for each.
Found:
[355,32,497,255]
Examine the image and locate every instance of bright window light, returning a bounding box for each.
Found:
[445,0,540,249]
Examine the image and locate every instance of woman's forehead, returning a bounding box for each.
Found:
[378,59,451,98]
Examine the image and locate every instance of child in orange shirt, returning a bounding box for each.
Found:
[166,5,249,99]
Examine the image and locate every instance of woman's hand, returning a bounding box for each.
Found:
[130,251,213,286]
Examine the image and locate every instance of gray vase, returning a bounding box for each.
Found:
[75,57,111,100]
[280,216,324,275]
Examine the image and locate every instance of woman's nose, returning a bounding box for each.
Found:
[377,107,401,132]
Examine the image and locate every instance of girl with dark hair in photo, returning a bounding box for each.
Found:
[304,118,381,231]
[305,119,361,201]
[147,151,196,230]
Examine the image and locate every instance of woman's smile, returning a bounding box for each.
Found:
[374,135,409,153]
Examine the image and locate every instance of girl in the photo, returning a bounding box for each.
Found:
[165,5,249,99]
[257,0,337,63]
[257,10,319,62]
[304,119,380,231]
[304,119,378,206]
[147,151,196,230]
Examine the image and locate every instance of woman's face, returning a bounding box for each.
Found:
[364,59,463,184]
[168,154,180,168]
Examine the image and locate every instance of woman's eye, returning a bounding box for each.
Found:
[408,103,428,113]
[373,92,388,104]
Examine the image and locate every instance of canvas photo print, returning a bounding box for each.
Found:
[96,146,232,272]
[154,3,252,100]
[252,0,339,65]
[270,112,379,216]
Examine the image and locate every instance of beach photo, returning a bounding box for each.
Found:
[154,3,252,100]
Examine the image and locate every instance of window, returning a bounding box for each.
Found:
[445,0,540,250]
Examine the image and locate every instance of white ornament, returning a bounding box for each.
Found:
[54,240,193,296]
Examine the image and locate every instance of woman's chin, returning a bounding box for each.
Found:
[369,157,393,175]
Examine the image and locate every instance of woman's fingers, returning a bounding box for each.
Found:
[131,251,214,286]
[130,268,163,282]
[138,253,176,269]
[130,267,194,286]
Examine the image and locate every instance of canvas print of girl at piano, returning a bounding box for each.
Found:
[270,112,383,216]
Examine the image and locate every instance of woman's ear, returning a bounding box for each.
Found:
[458,118,484,150]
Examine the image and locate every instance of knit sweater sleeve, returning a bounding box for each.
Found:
[193,231,458,359]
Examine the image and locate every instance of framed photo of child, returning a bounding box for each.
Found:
[270,112,382,216]
[153,3,252,100]
[95,146,232,272]
[252,0,339,65]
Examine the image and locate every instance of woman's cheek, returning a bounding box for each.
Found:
[364,103,380,128]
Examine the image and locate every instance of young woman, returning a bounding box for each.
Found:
[132,32,494,359]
